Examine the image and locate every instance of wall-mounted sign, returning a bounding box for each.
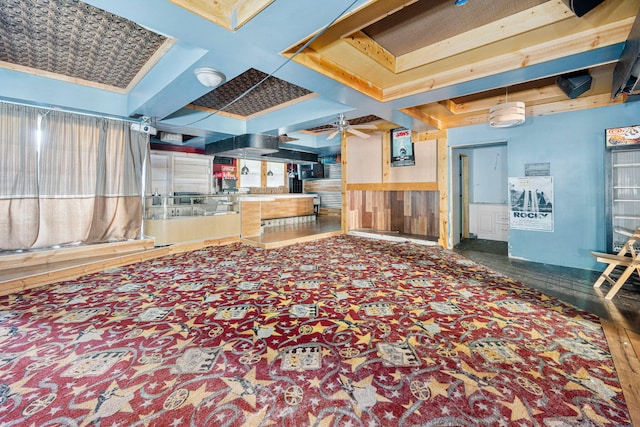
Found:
[390,128,415,167]
[605,126,640,148]
[508,176,554,232]
[524,162,550,176]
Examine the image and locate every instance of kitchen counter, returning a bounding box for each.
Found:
[145,212,240,246]
[240,194,316,237]
[144,194,319,243]
[239,194,316,201]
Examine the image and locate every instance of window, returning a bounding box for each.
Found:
[266,162,285,188]
[239,159,261,188]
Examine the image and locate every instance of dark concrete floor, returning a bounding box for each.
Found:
[453,238,640,334]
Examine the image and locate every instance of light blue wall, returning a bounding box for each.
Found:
[449,102,640,270]
[470,145,508,204]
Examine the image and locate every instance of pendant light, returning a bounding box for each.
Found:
[489,87,526,128]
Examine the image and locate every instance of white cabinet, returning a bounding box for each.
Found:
[469,203,508,241]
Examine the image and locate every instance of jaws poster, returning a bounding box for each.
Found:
[508,176,554,232]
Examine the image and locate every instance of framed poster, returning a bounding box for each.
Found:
[605,126,640,147]
[390,128,415,167]
[508,176,554,232]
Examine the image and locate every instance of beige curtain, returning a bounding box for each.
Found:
[0,104,40,249]
[0,103,149,251]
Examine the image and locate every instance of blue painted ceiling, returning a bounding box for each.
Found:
[0,0,635,154]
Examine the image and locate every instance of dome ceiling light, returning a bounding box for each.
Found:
[194,67,226,88]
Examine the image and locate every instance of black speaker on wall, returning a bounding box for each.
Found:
[561,0,604,17]
[556,72,593,99]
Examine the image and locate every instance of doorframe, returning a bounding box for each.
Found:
[450,141,508,248]
[460,154,469,240]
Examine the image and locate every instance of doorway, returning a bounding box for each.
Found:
[451,143,508,249]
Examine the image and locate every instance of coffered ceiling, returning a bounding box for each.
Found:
[0,0,638,151]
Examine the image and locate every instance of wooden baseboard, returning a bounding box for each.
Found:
[0,239,155,271]
[0,237,239,296]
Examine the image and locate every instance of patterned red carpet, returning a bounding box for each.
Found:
[0,235,631,426]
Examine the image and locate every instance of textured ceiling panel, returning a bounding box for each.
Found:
[191,68,313,117]
[0,0,167,89]
[363,0,548,56]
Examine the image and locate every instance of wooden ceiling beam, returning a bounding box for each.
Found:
[414,129,447,141]
[284,47,384,100]
[442,112,490,129]
[452,84,569,114]
[396,1,573,73]
[441,92,623,129]
[168,0,274,30]
[528,92,623,116]
[383,18,633,101]
[343,31,396,73]
[400,106,443,130]
[438,99,462,114]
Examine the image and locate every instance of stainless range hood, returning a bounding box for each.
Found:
[205,134,279,158]
[205,133,318,164]
[262,149,318,164]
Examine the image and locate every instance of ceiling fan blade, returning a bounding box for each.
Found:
[347,127,370,138]
[327,129,339,140]
[351,124,378,129]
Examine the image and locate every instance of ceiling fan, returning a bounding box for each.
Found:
[326,114,377,140]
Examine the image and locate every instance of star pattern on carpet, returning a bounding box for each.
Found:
[0,236,631,426]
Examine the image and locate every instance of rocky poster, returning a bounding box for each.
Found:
[508,176,554,232]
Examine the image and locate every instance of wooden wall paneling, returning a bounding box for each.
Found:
[376,206,387,231]
[361,191,372,229]
[347,189,440,238]
[378,191,388,231]
[303,179,342,214]
[364,190,373,213]
[420,209,428,235]
[304,179,341,193]
[409,191,417,235]
[347,190,357,229]
[391,191,404,232]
